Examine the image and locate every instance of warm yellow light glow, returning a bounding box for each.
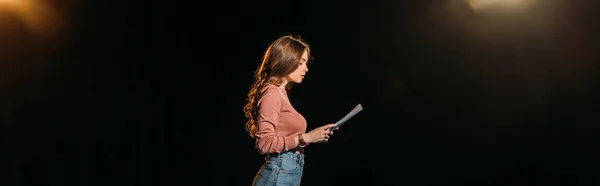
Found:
[0,0,62,38]
[0,0,19,8]
[467,0,536,12]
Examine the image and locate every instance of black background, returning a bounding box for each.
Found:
[2,0,599,185]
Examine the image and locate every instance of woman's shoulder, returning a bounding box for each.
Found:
[261,83,282,93]
[258,84,284,104]
[260,84,285,98]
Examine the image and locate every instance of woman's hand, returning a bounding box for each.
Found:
[304,124,338,144]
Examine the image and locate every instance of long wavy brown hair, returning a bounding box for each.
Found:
[243,34,311,139]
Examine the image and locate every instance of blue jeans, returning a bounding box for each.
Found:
[252,151,305,186]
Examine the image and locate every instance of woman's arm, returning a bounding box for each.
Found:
[254,89,299,154]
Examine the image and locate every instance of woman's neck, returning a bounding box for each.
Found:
[278,79,288,89]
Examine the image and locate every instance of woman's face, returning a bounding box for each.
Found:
[285,50,309,84]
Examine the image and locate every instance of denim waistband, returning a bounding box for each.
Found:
[268,151,305,161]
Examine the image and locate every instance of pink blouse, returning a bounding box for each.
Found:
[255,84,307,155]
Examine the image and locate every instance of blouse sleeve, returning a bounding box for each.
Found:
[254,88,298,154]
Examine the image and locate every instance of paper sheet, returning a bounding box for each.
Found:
[330,104,363,130]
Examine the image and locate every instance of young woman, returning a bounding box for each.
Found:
[243,34,338,186]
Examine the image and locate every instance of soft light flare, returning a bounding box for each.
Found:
[0,0,62,38]
[467,0,536,12]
